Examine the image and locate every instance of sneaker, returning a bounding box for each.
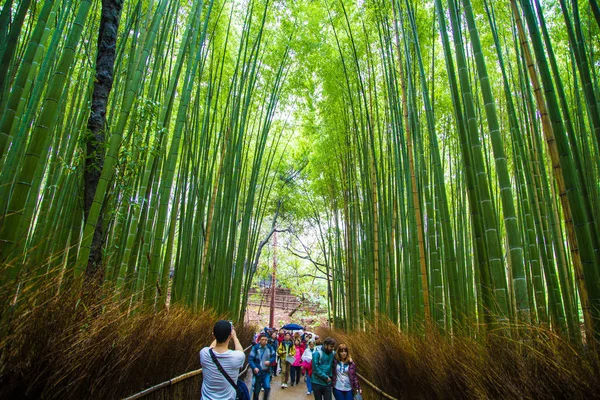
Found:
[283,383,288,388]
[307,391,312,395]
[291,383,294,387]
[261,388,264,392]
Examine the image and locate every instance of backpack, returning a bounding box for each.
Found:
[312,350,332,381]
[315,349,327,366]
[209,349,250,400]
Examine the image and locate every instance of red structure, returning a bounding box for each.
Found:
[269,231,277,328]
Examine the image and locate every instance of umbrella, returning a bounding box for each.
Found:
[282,323,303,330]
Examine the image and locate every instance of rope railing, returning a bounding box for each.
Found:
[122,345,253,400]
[123,345,398,400]
[356,373,399,400]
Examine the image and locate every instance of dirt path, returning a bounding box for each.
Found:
[245,372,312,400]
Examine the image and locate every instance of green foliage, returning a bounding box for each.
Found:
[1,0,600,359]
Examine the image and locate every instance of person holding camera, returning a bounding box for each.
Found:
[199,320,245,400]
[248,333,276,400]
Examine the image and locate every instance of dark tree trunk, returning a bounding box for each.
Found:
[83,0,124,287]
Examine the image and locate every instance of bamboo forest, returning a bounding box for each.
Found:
[1,0,600,398]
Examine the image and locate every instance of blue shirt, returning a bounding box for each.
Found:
[248,344,276,372]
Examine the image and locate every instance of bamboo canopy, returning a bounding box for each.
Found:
[0,0,599,346]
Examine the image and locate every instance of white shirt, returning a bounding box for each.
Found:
[334,362,352,392]
[301,347,315,362]
[200,347,245,399]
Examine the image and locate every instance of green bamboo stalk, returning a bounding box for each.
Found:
[147,0,215,308]
[0,0,55,159]
[75,0,169,281]
[512,0,600,341]
[0,0,32,104]
[0,0,94,285]
[461,0,530,325]
[434,0,495,329]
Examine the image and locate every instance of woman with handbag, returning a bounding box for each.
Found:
[332,344,362,400]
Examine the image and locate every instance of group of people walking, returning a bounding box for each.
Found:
[200,320,362,400]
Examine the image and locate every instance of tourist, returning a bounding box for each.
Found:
[291,338,304,386]
[314,337,322,351]
[199,320,245,400]
[277,332,296,388]
[248,333,276,400]
[297,335,307,353]
[332,344,361,400]
[277,328,285,345]
[268,331,279,376]
[311,337,336,400]
[296,336,307,381]
[301,340,316,395]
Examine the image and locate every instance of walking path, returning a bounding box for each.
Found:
[245,372,311,400]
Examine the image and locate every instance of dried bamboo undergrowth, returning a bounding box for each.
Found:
[319,319,600,400]
[0,275,254,400]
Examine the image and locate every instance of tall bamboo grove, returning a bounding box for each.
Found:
[0,0,290,322]
[1,0,599,346]
[306,0,599,343]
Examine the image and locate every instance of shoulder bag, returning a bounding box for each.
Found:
[208,349,250,400]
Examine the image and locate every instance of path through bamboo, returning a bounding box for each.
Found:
[123,354,400,400]
[250,373,309,400]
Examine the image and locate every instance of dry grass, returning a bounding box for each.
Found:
[3,268,599,400]
[0,279,254,400]
[318,319,600,400]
